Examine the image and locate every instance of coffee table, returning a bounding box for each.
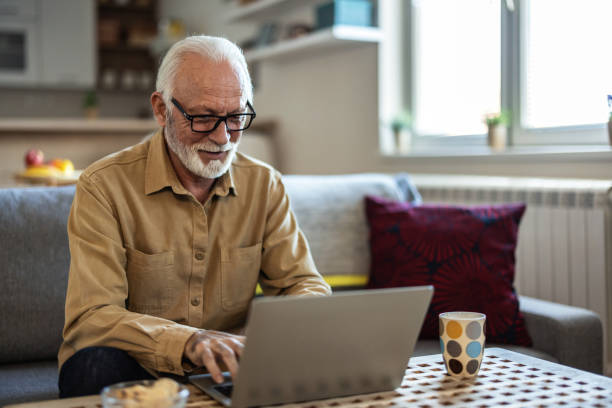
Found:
[6,348,612,407]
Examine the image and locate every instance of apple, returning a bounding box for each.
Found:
[25,149,44,167]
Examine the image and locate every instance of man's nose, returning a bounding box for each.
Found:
[208,120,231,145]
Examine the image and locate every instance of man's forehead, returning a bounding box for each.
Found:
[176,54,241,85]
[171,90,245,116]
[173,55,246,105]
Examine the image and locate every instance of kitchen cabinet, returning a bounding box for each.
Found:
[39,0,95,88]
[0,0,95,88]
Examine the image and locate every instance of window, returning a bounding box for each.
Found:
[413,0,500,137]
[521,0,612,129]
[388,0,611,148]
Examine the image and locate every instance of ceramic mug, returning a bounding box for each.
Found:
[439,311,486,379]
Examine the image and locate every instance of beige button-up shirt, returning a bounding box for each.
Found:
[59,130,331,376]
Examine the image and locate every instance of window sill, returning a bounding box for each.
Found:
[382,145,612,160]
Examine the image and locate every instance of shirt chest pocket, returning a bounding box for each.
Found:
[220,243,262,311]
[125,247,175,316]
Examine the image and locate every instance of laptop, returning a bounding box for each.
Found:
[189,285,433,408]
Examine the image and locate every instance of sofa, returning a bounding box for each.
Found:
[0,173,603,406]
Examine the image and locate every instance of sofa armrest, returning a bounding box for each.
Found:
[519,295,603,374]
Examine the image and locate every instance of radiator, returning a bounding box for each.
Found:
[410,174,612,372]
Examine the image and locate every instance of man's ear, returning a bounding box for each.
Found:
[150,92,167,127]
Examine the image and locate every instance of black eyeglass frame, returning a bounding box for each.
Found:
[170,97,256,133]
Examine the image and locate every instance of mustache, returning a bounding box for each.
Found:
[190,141,235,152]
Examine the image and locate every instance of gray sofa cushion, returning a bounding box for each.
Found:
[0,186,75,364]
[0,360,59,406]
[283,174,416,281]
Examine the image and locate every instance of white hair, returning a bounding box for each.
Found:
[156,35,253,107]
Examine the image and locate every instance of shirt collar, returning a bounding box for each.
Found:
[214,163,238,198]
[144,129,238,197]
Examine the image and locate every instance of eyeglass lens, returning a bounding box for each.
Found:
[192,115,252,132]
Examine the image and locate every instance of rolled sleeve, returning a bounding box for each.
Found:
[154,324,200,375]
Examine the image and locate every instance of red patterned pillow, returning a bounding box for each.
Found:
[365,195,532,346]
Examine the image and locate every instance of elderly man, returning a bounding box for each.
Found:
[58,35,331,398]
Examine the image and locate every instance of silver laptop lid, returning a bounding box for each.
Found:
[227,285,433,407]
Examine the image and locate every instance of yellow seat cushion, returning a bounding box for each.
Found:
[255,274,368,295]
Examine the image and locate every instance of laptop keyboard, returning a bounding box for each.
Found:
[213,383,234,397]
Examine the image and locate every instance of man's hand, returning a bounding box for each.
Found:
[184,330,245,383]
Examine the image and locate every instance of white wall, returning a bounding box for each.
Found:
[161,0,612,179]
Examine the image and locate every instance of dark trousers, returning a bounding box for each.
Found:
[58,346,155,398]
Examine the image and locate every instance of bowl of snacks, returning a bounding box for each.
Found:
[101,378,189,408]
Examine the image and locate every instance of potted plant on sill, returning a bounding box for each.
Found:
[83,90,99,120]
[390,110,412,154]
[484,110,510,151]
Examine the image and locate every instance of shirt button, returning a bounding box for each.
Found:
[195,252,204,261]
[191,297,200,306]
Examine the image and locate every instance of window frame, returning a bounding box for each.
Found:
[395,0,609,152]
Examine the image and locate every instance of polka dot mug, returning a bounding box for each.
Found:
[439,311,486,379]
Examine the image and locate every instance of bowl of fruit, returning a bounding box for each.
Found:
[16,148,79,185]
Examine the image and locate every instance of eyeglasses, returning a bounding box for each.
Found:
[171,97,256,133]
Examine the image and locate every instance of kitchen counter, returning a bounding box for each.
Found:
[0,118,159,134]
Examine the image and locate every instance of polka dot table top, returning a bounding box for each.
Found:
[9,348,612,408]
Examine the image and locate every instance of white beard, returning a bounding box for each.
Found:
[164,118,238,179]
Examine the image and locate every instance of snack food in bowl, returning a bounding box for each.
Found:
[101,378,189,408]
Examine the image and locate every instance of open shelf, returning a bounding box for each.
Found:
[96,1,157,92]
[227,0,323,22]
[245,25,381,62]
